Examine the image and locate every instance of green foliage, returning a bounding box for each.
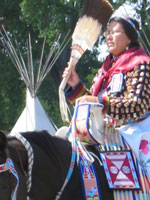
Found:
[20,0,83,43]
[0,51,25,131]
[37,74,65,128]
[76,49,101,89]
[0,0,150,132]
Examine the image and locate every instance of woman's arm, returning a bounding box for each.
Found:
[65,81,91,105]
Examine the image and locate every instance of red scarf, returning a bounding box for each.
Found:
[93,47,150,96]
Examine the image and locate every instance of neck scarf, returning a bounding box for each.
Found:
[93,47,150,96]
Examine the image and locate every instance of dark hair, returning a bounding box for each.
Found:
[109,17,140,48]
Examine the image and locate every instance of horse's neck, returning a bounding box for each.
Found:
[53,136,72,164]
[31,135,73,198]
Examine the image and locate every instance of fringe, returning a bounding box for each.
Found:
[101,126,150,200]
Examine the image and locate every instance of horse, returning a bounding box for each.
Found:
[0,129,150,200]
[0,130,114,200]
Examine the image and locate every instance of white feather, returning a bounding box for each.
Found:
[72,15,102,50]
[59,15,102,122]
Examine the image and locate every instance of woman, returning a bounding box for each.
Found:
[64,17,150,126]
[63,17,150,177]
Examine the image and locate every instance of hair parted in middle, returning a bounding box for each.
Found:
[108,16,140,48]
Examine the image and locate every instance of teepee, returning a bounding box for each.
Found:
[11,89,57,135]
[0,27,70,135]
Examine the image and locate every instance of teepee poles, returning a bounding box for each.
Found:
[59,0,114,122]
[34,31,71,95]
[27,34,34,96]
[0,26,70,98]
[0,27,31,88]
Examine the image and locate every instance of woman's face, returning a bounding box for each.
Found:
[105,21,131,56]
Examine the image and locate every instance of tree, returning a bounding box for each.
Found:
[133,0,150,54]
[0,0,30,131]
[0,0,150,131]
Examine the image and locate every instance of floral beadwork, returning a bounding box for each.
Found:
[139,135,150,178]
[139,140,149,155]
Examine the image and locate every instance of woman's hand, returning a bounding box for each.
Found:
[77,95,99,104]
[62,62,80,89]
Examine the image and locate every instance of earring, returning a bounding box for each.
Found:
[126,45,129,50]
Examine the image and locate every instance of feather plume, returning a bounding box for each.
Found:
[72,16,102,51]
[59,0,114,122]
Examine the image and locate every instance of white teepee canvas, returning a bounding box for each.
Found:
[11,89,57,134]
[0,27,70,135]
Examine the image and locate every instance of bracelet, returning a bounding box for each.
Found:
[98,93,109,114]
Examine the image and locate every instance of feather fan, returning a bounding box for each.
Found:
[59,0,114,122]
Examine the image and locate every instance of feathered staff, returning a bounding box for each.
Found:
[59,0,114,122]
